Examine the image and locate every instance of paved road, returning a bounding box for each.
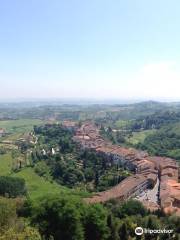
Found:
[135,177,159,204]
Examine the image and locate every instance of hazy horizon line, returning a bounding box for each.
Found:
[0,97,180,104]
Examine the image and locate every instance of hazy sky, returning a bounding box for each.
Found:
[0,0,180,101]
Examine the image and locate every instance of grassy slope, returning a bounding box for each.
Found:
[0,153,89,200]
[12,168,70,199]
[0,153,65,198]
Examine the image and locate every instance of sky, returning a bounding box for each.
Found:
[0,0,180,101]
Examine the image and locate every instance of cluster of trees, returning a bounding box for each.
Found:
[32,125,83,187]
[32,148,128,190]
[32,125,129,190]
[56,111,81,120]
[34,124,75,153]
[0,147,7,155]
[96,101,169,124]
[80,150,129,191]
[100,126,127,145]
[0,197,41,239]
[130,111,180,131]
[0,191,180,240]
[51,155,84,187]
[32,124,87,187]
[137,125,180,160]
[21,196,180,240]
[0,176,26,198]
[100,110,180,162]
[28,195,110,240]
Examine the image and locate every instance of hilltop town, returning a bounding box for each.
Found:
[71,121,180,215]
[1,102,180,239]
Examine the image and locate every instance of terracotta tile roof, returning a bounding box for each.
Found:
[85,174,148,203]
[75,122,180,214]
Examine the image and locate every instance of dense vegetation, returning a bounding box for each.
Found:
[129,111,180,131]
[100,126,127,145]
[100,109,180,161]
[32,124,130,191]
[1,194,180,240]
[1,101,180,122]
[137,124,180,160]
[0,176,26,198]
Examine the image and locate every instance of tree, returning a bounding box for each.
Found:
[0,176,26,198]
[107,214,119,240]
[118,223,128,240]
[0,197,41,239]
[34,161,51,180]
[84,168,95,182]
[84,204,110,240]
[0,197,16,233]
[144,215,160,240]
[117,199,147,218]
[0,147,6,155]
[116,132,125,144]
[30,195,84,240]
[95,170,100,188]
[0,226,41,240]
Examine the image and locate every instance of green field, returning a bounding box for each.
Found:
[0,119,43,134]
[115,120,131,129]
[12,168,71,199]
[126,129,156,145]
[0,154,12,176]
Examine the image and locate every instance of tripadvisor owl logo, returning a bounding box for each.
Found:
[135,227,144,236]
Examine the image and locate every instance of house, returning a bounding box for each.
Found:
[74,122,180,214]
[0,128,6,137]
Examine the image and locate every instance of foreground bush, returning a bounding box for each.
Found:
[30,195,110,240]
[0,176,26,197]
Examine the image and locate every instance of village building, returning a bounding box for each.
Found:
[72,121,180,215]
[0,128,6,137]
